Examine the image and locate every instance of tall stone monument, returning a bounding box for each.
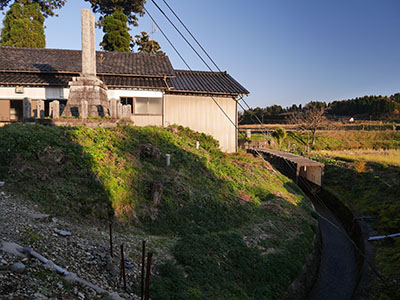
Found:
[62,9,109,117]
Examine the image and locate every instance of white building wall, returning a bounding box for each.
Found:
[132,115,162,126]
[164,94,238,153]
[107,89,163,99]
[0,87,163,100]
[0,87,67,100]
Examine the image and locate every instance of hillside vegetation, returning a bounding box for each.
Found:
[0,124,317,299]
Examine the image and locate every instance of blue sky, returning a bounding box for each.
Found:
[1,0,400,108]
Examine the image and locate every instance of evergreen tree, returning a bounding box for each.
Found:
[1,1,45,48]
[0,0,65,18]
[100,8,131,52]
[0,0,145,25]
[85,0,146,27]
[135,31,163,54]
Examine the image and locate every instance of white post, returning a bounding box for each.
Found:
[246,129,251,139]
[165,154,171,167]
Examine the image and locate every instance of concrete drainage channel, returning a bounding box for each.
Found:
[299,181,371,300]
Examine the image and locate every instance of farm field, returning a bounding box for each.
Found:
[243,130,400,152]
[317,149,400,167]
[239,121,399,132]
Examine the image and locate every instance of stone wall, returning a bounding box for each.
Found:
[35,118,132,128]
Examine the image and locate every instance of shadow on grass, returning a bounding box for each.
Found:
[321,158,400,233]
[0,123,112,222]
[0,123,316,300]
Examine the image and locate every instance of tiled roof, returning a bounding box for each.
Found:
[0,46,175,76]
[0,72,69,86]
[0,72,170,90]
[170,70,249,95]
[0,47,249,96]
[103,75,170,89]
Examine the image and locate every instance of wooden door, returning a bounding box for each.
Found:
[0,100,10,121]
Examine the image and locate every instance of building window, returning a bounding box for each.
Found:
[119,97,162,115]
[120,97,134,113]
[135,97,162,115]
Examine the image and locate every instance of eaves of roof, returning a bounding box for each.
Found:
[169,69,249,96]
[0,46,175,77]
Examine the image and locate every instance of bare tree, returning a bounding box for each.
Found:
[288,104,328,151]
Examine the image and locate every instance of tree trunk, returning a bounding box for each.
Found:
[311,129,316,145]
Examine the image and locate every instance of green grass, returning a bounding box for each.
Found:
[312,152,400,299]
[0,123,316,299]
[151,225,315,300]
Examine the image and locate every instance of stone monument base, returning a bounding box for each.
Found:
[62,76,109,117]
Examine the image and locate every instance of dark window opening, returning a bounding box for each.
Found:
[10,100,23,122]
[120,97,134,113]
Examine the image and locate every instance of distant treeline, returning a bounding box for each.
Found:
[240,94,400,124]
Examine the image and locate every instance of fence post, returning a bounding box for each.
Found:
[144,252,153,300]
[109,222,113,257]
[141,240,146,300]
[120,244,127,291]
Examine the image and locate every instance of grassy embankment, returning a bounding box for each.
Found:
[311,149,400,299]
[0,123,317,300]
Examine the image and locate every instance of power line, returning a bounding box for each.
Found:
[148,2,277,163]
[151,0,273,140]
[161,0,222,73]
[147,2,308,181]
[145,4,240,132]
[147,2,290,169]
[150,0,215,72]
[144,7,190,69]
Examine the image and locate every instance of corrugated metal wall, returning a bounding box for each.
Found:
[164,94,237,153]
[132,115,162,126]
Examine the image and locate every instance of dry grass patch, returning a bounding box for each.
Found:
[315,149,400,167]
